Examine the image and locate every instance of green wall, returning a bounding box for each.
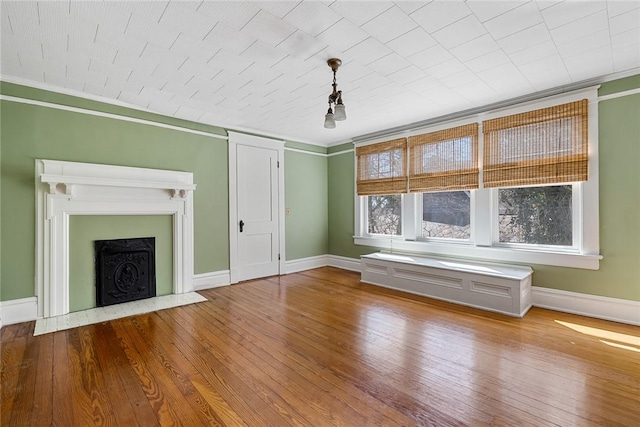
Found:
[2,76,639,305]
[1,82,229,301]
[0,81,329,303]
[285,149,329,259]
[69,215,173,312]
[327,77,640,301]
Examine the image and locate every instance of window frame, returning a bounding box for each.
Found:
[353,86,601,270]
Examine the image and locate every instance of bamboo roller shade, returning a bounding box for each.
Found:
[356,138,407,195]
[408,123,479,192]
[483,99,588,188]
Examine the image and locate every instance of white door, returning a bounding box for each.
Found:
[235,144,280,281]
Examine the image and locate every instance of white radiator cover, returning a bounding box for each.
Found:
[361,253,533,317]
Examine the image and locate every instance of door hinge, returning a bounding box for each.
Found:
[278,254,281,260]
[277,160,280,168]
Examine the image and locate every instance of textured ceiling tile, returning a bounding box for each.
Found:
[549,10,609,45]
[197,1,261,30]
[483,2,543,40]
[541,1,607,29]
[241,9,297,46]
[258,1,301,19]
[509,40,559,66]
[496,23,551,54]
[277,30,328,60]
[450,34,500,62]
[126,13,181,49]
[515,55,571,90]
[410,0,472,33]
[337,60,375,85]
[367,53,411,76]
[344,37,393,65]
[612,32,640,71]
[480,69,535,95]
[121,1,170,24]
[408,44,453,70]
[452,79,498,104]
[148,99,180,116]
[209,48,254,73]
[563,45,614,80]
[2,1,39,38]
[440,69,478,89]
[159,2,216,40]
[316,18,369,52]
[140,43,186,72]
[432,14,487,49]
[174,105,204,122]
[466,0,526,23]
[361,6,417,43]
[240,40,288,67]
[170,33,215,64]
[386,27,437,58]
[424,58,467,80]
[97,25,146,58]
[607,0,640,17]
[387,65,425,84]
[69,1,132,33]
[394,1,426,15]
[556,29,611,58]
[37,1,71,31]
[283,2,342,37]
[268,54,315,79]
[329,1,393,26]
[203,22,256,55]
[609,8,640,35]
[466,50,511,74]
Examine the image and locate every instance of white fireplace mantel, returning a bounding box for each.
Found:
[36,159,196,318]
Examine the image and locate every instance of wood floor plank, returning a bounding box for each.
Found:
[51,331,73,427]
[1,267,639,426]
[1,322,31,426]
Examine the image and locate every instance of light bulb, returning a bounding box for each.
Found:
[324,111,336,129]
[334,103,346,121]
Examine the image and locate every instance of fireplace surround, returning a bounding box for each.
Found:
[36,159,196,318]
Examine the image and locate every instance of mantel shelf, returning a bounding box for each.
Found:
[40,173,197,192]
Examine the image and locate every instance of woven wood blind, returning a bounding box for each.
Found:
[408,123,479,192]
[483,99,588,188]
[356,138,407,195]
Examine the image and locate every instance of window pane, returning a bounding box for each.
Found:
[368,195,402,235]
[422,191,470,239]
[499,185,572,245]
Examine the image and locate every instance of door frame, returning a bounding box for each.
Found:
[228,131,286,284]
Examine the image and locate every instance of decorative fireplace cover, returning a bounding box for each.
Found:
[94,237,156,307]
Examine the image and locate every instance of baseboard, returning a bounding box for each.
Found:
[326,255,361,272]
[193,270,231,291]
[285,255,329,274]
[532,286,640,326]
[0,297,38,327]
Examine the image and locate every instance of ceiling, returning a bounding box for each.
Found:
[1,1,639,146]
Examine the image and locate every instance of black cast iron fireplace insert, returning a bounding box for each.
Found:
[94,237,156,307]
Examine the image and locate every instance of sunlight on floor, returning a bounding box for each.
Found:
[555,320,640,352]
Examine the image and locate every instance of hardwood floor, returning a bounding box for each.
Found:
[2,267,639,426]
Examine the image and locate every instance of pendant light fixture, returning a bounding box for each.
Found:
[324,58,346,129]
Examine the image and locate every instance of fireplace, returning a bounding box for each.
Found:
[36,159,196,318]
[95,237,156,307]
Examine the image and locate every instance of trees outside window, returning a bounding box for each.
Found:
[368,195,402,235]
[498,185,572,246]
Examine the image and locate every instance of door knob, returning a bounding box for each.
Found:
[239,220,245,232]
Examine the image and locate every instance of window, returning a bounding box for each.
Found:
[368,195,402,235]
[498,185,572,246]
[421,191,470,240]
[354,88,600,269]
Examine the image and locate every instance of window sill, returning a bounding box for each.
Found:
[354,236,602,270]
